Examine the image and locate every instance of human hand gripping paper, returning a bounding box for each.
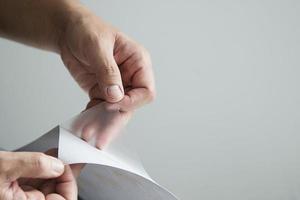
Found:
[11,103,178,200]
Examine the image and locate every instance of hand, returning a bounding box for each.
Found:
[59,5,156,112]
[0,151,77,200]
[0,1,156,111]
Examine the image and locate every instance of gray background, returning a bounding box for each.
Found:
[0,0,300,199]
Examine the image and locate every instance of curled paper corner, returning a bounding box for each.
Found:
[12,103,179,200]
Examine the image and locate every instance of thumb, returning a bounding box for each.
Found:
[0,151,65,182]
[94,45,124,103]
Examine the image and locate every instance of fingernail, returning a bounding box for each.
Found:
[51,159,64,174]
[106,85,123,102]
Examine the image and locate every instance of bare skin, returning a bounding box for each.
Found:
[0,150,77,200]
[0,0,155,199]
[0,0,155,109]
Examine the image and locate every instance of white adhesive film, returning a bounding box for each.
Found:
[9,103,178,200]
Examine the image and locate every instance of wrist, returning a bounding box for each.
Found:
[52,1,87,53]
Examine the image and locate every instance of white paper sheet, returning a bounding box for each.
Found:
[13,103,178,200]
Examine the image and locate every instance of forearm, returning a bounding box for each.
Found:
[0,0,80,52]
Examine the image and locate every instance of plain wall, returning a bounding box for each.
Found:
[1,0,300,199]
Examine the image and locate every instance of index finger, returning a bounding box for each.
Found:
[115,65,155,111]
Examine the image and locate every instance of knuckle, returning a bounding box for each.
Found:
[101,64,121,82]
[0,152,5,171]
[31,153,49,172]
[98,61,120,83]
[104,64,117,76]
[0,152,10,173]
[0,152,17,182]
[136,46,152,68]
[0,164,8,175]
